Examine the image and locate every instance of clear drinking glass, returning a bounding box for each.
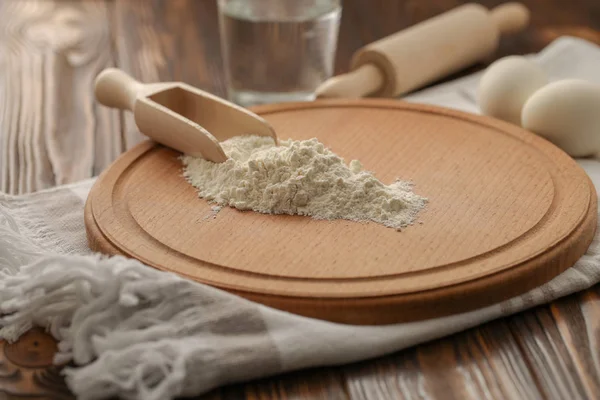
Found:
[217,0,341,107]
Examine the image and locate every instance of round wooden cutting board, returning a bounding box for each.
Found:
[85,99,597,325]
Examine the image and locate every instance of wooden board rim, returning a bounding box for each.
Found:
[85,99,598,324]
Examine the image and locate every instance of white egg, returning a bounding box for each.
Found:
[477,56,548,125]
[522,79,600,157]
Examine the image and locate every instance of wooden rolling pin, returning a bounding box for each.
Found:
[315,2,530,99]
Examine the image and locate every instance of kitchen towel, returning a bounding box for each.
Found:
[2,36,600,400]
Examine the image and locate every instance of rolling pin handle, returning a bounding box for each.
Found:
[94,68,143,111]
[315,64,384,99]
[490,2,530,35]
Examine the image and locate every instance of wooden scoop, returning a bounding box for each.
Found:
[94,68,278,162]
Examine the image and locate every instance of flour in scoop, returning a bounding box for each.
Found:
[181,135,427,230]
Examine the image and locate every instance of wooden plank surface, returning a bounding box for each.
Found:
[0,0,599,399]
[0,0,121,194]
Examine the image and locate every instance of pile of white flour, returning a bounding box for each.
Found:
[181,135,427,230]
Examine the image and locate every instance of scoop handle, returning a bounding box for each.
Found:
[94,68,143,111]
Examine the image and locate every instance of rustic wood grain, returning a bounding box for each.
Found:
[0,0,122,195]
[341,319,544,400]
[218,368,351,400]
[508,289,600,399]
[1,0,600,399]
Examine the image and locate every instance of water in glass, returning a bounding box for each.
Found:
[218,0,341,107]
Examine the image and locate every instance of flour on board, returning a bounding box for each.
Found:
[181,135,426,230]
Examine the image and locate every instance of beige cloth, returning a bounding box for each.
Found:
[1,37,600,400]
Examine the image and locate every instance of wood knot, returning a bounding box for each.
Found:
[3,329,58,368]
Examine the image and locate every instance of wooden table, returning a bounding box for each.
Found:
[0,0,599,398]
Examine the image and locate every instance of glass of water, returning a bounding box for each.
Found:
[217,0,342,107]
